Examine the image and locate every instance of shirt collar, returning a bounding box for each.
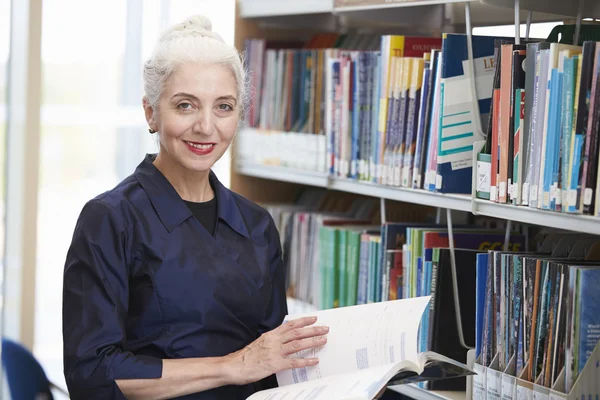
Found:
[134,154,250,238]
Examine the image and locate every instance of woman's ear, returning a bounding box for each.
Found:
[143,97,157,132]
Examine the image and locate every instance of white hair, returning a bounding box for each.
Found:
[143,15,248,118]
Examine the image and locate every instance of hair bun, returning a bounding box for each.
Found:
[182,15,212,32]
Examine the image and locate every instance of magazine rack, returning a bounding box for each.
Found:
[472,339,600,399]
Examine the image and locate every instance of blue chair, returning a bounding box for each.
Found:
[1,338,69,400]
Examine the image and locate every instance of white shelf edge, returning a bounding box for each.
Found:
[333,0,472,13]
[236,163,600,235]
[239,0,334,18]
[474,199,600,235]
[388,384,466,400]
[330,178,473,213]
[235,162,329,188]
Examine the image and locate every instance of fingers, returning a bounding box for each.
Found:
[280,325,329,344]
[288,357,320,369]
[277,316,318,335]
[281,335,328,356]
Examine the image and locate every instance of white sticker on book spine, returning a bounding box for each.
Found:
[491,186,498,202]
[522,183,530,205]
[477,161,491,193]
[584,187,593,206]
[567,190,577,208]
[499,182,507,198]
[543,191,550,208]
[530,185,538,202]
[435,174,442,190]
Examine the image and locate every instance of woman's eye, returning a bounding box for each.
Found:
[178,102,193,110]
[218,104,233,112]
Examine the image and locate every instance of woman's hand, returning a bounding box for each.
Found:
[223,316,329,385]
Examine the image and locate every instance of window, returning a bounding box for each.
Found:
[34,0,235,390]
[0,0,10,328]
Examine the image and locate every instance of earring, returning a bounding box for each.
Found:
[149,128,156,134]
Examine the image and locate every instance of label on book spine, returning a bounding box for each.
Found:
[401,167,409,187]
[567,190,577,210]
[522,183,530,205]
[543,191,550,208]
[530,185,538,203]
[584,188,593,206]
[477,160,491,193]
[491,186,498,202]
[499,182,506,199]
[435,174,442,190]
[393,166,402,187]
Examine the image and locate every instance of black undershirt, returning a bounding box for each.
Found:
[184,195,218,236]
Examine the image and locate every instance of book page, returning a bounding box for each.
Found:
[276,296,431,386]
[248,362,398,400]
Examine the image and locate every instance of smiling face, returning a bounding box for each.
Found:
[144,62,239,174]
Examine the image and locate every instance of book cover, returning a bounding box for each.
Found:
[484,40,503,201]
[579,43,600,215]
[498,43,515,203]
[436,34,497,193]
[402,57,426,187]
[413,51,438,189]
[569,42,596,213]
[509,49,527,204]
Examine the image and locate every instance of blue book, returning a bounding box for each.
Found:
[413,55,435,188]
[575,267,600,376]
[370,53,382,182]
[437,34,498,193]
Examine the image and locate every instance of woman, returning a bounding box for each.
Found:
[62,15,327,400]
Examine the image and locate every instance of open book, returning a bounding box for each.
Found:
[247,296,474,400]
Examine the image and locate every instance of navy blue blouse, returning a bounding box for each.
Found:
[62,154,287,399]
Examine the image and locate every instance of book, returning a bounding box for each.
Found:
[246,297,474,400]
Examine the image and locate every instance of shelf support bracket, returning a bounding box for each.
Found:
[504,220,512,252]
[525,11,532,41]
[514,0,520,44]
[446,208,473,350]
[575,0,584,45]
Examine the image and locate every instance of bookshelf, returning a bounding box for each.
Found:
[231,0,600,399]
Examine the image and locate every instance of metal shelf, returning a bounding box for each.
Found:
[388,384,466,400]
[478,0,600,20]
[239,0,579,30]
[236,163,600,235]
[330,178,473,212]
[235,162,329,188]
[239,0,333,18]
[473,199,600,236]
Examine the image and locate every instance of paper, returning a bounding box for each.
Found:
[472,363,487,400]
[247,363,397,400]
[276,296,431,386]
